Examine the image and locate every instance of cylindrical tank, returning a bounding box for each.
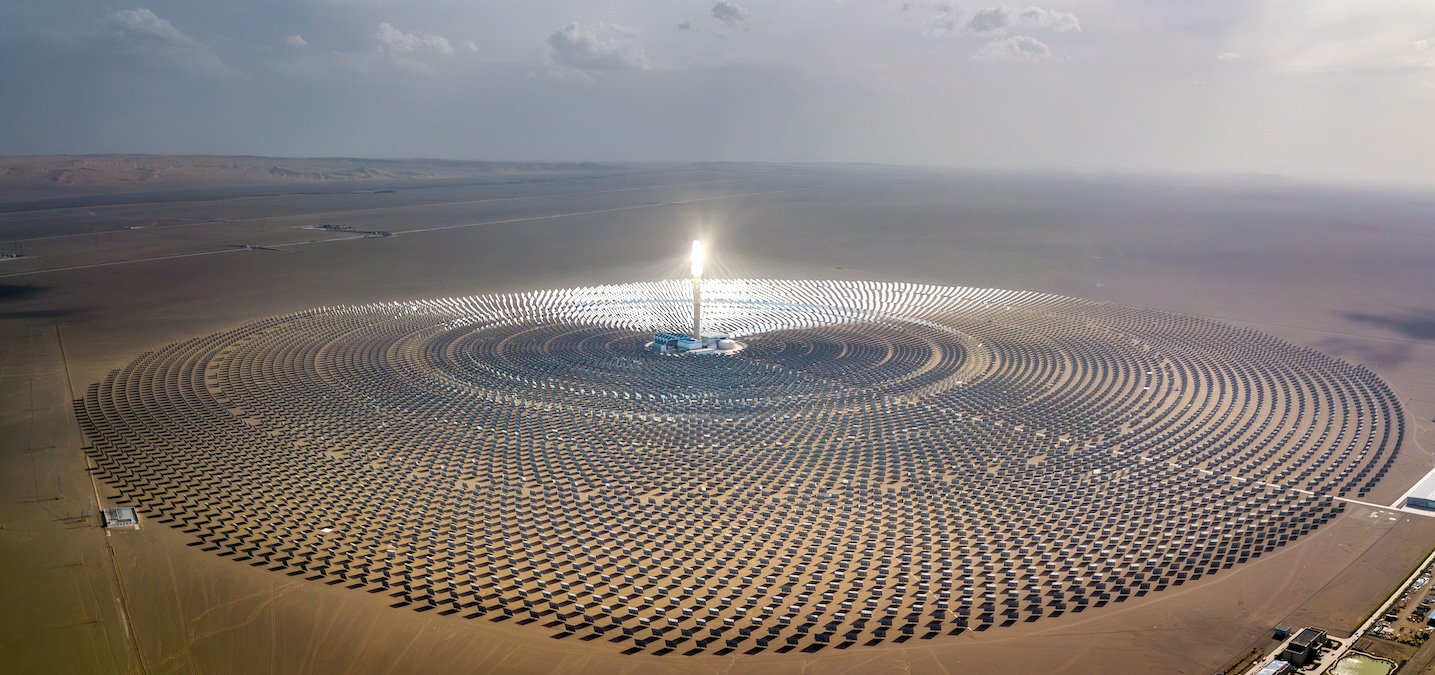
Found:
[717,339,737,350]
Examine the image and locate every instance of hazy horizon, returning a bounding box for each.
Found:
[2,1,1432,189]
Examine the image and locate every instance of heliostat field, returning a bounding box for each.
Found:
[76,279,1404,654]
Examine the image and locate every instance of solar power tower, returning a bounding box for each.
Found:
[691,239,704,340]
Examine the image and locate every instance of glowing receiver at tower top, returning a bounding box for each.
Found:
[691,239,704,277]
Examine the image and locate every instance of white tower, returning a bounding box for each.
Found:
[691,239,704,340]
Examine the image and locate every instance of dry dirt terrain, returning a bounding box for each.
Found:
[1,159,1433,674]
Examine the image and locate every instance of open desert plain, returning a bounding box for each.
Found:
[1,158,1433,675]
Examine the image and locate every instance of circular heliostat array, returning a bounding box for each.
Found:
[78,280,1403,654]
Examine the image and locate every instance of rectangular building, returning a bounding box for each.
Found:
[102,506,140,529]
[1279,627,1327,666]
[1406,472,1435,510]
[1255,661,1291,675]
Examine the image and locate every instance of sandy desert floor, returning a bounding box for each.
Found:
[1,161,1433,674]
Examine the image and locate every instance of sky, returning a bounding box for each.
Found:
[0,0,1432,187]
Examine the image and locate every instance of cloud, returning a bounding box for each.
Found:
[374,22,454,56]
[107,8,201,50]
[971,35,1052,63]
[1217,52,1243,61]
[921,4,1079,39]
[1388,40,1435,68]
[921,4,963,38]
[677,20,692,31]
[963,6,1081,36]
[465,40,478,53]
[547,23,651,72]
[102,8,233,77]
[711,1,751,29]
[293,22,457,78]
[1239,0,1435,74]
[285,35,307,48]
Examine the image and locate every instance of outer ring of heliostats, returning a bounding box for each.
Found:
[78,279,1403,654]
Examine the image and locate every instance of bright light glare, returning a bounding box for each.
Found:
[691,240,704,276]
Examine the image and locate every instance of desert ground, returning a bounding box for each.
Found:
[1,158,1433,674]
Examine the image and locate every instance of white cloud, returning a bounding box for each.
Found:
[1239,0,1435,73]
[285,34,307,48]
[962,6,1081,37]
[1387,40,1435,68]
[547,23,651,72]
[107,8,201,49]
[293,22,457,78]
[1217,52,1243,61]
[465,40,478,53]
[712,1,751,29]
[374,22,453,56]
[921,4,963,38]
[102,8,233,77]
[971,35,1052,63]
[677,20,692,31]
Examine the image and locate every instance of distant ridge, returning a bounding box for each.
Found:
[0,155,622,201]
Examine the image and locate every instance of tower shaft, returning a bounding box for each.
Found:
[692,275,702,340]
